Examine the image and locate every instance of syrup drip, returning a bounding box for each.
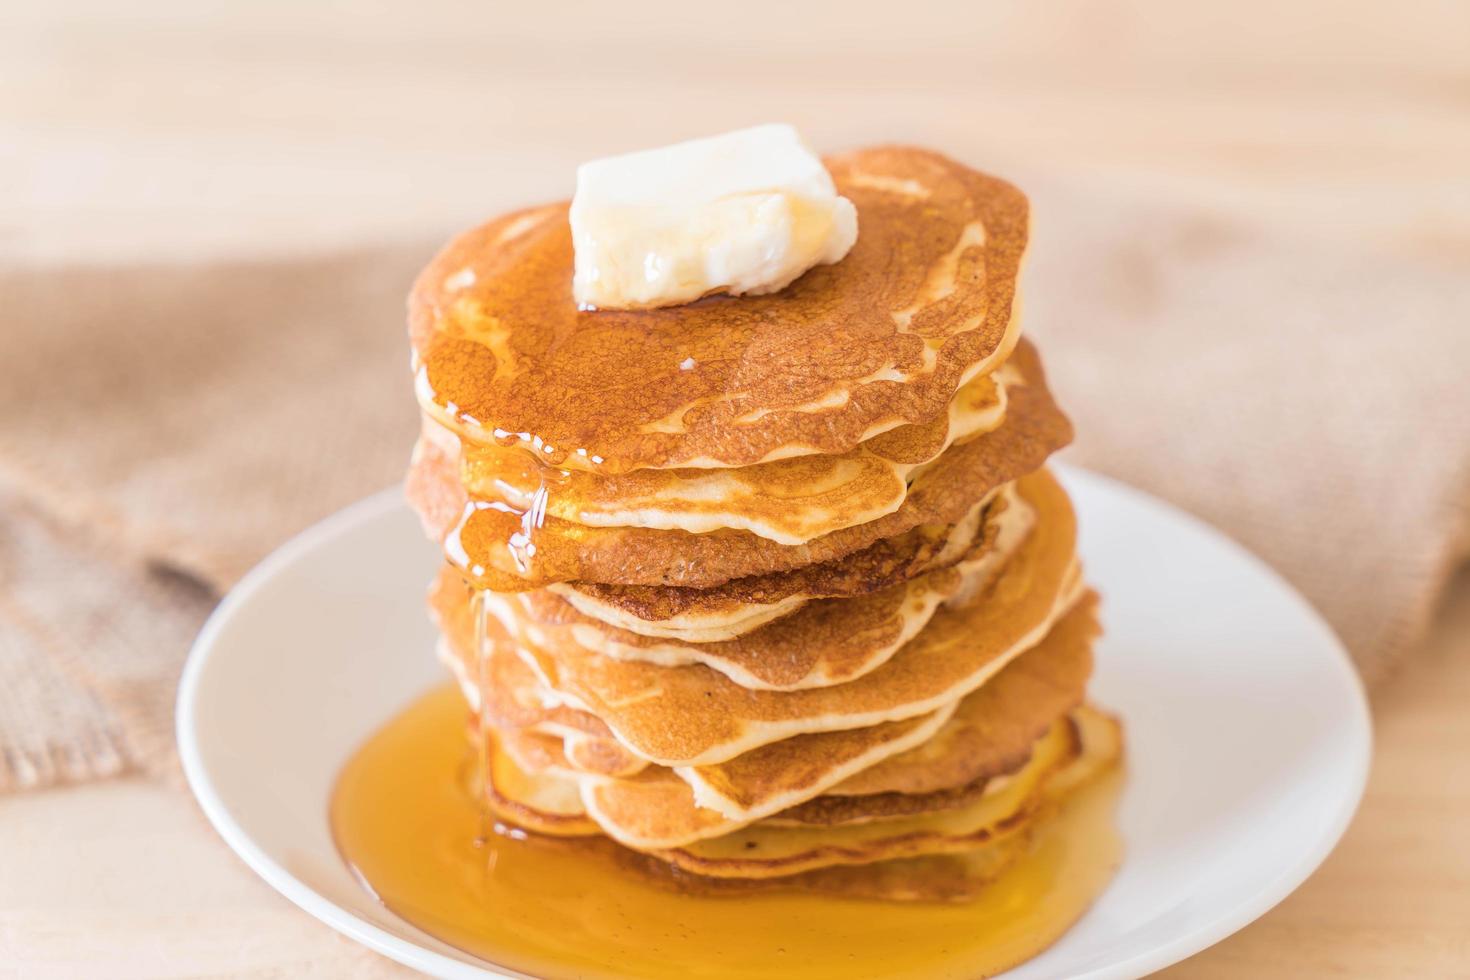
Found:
[441,442,574,583]
[332,684,1123,980]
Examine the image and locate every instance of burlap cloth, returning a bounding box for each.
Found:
[3,184,1467,791]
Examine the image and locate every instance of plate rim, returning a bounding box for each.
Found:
[176,465,1372,980]
[1057,467,1373,978]
[177,489,507,979]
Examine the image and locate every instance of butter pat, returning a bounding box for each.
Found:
[570,124,858,311]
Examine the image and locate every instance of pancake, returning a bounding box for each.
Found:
[583,606,1093,843]
[654,707,1119,879]
[495,726,653,784]
[555,728,648,778]
[434,475,1082,777]
[412,339,1070,591]
[484,729,602,838]
[829,595,1094,797]
[507,597,1093,843]
[483,706,1122,880]
[463,626,953,795]
[482,709,1035,848]
[447,364,1014,545]
[509,814,1040,903]
[436,629,652,779]
[601,834,1036,903]
[495,726,585,780]
[472,596,1092,848]
[488,702,958,830]
[502,486,1032,689]
[432,615,603,737]
[549,479,1008,641]
[409,146,1029,475]
[564,731,1034,852]
[575,708,958,848]
[472,471,1082,767]
[765,764,1020,828]
[431,576,652,777]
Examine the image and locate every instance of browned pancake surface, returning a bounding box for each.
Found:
[564,495,994,623]
[651,708,1121,879]
[411,147,1028,474]
[410,341,1069,590]
[467,474,1080,766]
[522,829,1035,903]
[446,368,1010,546]
[577,606,1095,845]
[831,595,1095,798]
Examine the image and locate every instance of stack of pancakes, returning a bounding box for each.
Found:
[405,146,1123,902]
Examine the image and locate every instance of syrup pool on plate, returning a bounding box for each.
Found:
[331,684,1123,980]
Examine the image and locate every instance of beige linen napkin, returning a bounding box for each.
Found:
[2,189,1467,790]
[0,250,425,788]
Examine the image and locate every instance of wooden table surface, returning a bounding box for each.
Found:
[5,0,1468,264]
[4,2,1468,976]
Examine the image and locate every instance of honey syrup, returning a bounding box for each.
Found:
[331,684,1123,980]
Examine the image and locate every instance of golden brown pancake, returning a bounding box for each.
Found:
[593,672,1088,845]
[481,707,1032,846]
[442,538,1093,841]
[446,366,1012,546]
[483,598,1094,848]
[494,726,580,779]
[585,620,1093,846]
[434,478,1082,799]
[411,340,1069,591]
[623,838,1038,903]
[501,488,1031,689]
[484,729,601,838]
[518,820,1038,903]
[489,704,956,827]
[653,708,1119,879]
[482,707,1122,880]
[460,630,958,831]
[574,710,958,848]
[556,728,648,778]
[474,473,1082,767]
[550,482,1003,640]
[435,628,652,778]
[766,763,1018,828]
[410,146,1029,475]
[430,617,601,736]
[830,597,1094,798]
[493,726,653,786]
[429,574,654,778]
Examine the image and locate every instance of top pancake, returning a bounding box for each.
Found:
[410,146,1029,474]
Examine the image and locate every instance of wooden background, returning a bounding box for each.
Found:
[3,1,1468,975]
[5,0,1468,264]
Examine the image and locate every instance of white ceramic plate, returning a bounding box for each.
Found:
[178,466,1371,979]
